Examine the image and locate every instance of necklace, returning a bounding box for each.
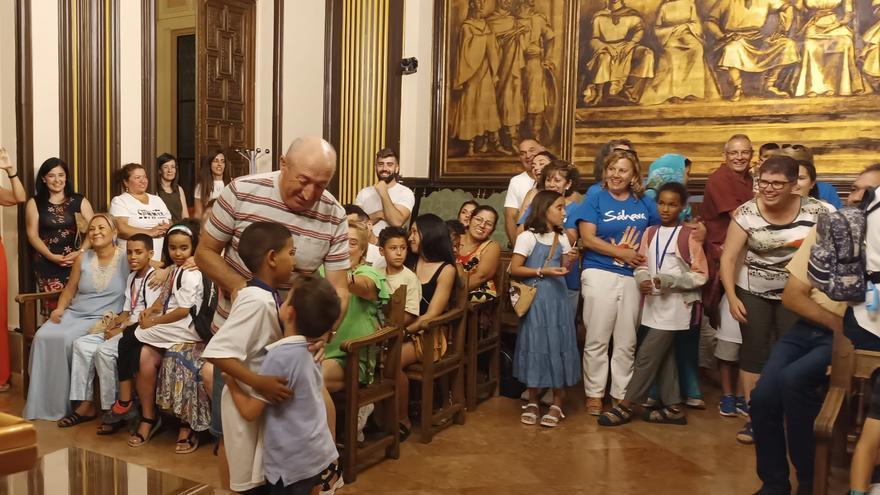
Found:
[90,247,121,292]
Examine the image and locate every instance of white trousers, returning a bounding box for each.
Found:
[581,268,641,400]
[69,333,121,410]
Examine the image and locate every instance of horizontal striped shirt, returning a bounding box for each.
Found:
[204,171,349,331]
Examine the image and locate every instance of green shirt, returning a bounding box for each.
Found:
[324,264,391,383]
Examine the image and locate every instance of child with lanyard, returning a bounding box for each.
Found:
[64,234,160,432]
[599,182,708,426]
[203,222,297,494]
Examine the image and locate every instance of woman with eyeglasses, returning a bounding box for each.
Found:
[719,155,830,444]
[457,205,500,302]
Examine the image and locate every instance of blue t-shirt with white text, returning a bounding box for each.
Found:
[567,189,660,276]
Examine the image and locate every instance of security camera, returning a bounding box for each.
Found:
[401,57,418,75]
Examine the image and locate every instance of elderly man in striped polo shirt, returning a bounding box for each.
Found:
[195,135,350,488]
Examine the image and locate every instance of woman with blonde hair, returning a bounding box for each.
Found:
[23,213,129,421]
[569,149,660,415]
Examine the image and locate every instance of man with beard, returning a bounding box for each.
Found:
[355,147,415,236]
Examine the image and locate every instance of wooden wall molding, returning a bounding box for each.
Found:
[271,0,283,169]
[142,0,157,190]
[323,0,404,203]
[58,0,121,210]
[15,0,35,294]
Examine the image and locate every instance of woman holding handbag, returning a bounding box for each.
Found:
[511,191,580,428]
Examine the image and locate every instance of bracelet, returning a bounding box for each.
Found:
[347,272,355,286]
[7,172,17,179]
[536,267,543,278]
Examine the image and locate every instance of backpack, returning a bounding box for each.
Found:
[808,188,880,302]
[175,270,217,342]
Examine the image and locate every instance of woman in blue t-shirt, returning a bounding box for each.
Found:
[570,149,660,416]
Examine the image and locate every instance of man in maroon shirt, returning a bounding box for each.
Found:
[701,134,756,419]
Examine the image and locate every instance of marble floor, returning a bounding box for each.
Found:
[0,377,848,494]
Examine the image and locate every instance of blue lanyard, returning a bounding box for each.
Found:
[655,226,680,274]
[247,278,284,330]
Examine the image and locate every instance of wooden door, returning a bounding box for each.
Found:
[197,0,255,179]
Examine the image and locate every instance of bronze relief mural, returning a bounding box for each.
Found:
[432,0,880,181]
[432,0,577,181]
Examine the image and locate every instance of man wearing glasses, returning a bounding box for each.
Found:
[701,134,758,417]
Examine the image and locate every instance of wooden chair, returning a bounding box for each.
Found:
[814,331,880,495]
[404,270,468,443]
[465,266,504,411]
[14,290,62,397]
[334,286,406,484]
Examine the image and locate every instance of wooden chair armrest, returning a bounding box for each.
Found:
[419,307,465,330]
[814,386,846,439]
[15,291,62,304]
[339,326,402,353]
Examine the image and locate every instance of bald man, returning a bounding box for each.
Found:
[503,139,545,246]
[195,137,350,487]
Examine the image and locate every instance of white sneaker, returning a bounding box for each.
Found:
[356,403,374,442]
[641,397,657,409]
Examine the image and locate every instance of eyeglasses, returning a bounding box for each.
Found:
[782,144,807,150]
[725,150,753,157]
[757,179,790,190]
[471,217,495,228]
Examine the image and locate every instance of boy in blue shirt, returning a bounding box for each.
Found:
[225,276,342,495]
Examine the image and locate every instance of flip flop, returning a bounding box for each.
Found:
[57,412,97,428]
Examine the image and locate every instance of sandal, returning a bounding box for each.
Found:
[57,411,97,428]
[597,404,634,427]
[520,403,539,425]
[398,422,411,443]
[96,421,124,435]
[128,415,162,447]
[175,427,199,454]
[540,405,565,428]
[645,406,688,425]
[320,462,344,495]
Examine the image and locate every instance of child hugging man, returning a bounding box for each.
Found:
[378,226,422,326]
[203,221,296,494]
[599,182,708,427]
[225,276,342,495]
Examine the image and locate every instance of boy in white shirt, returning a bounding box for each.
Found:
[225,276,342,495]
[598,182,708,427]
[377,226,421,327]
[203,222,296,493]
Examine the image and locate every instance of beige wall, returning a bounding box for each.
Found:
[399,0,434,179]
[280,0,326,158]
[1,0,20,328]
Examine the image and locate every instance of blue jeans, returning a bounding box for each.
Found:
[750,320,833,493]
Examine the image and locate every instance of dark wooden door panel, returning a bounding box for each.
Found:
[197,0,255,179]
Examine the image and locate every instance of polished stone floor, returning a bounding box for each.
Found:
[0,377,847,494]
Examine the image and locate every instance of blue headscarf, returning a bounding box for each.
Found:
[644,153,692,220]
